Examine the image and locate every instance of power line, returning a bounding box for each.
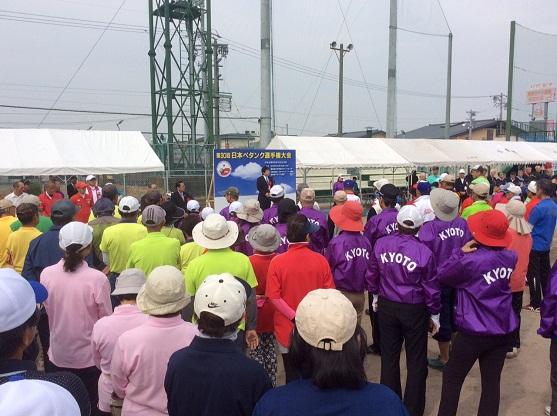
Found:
[300,53,333,135]
[436,0,452,33]
[37,0,129,127]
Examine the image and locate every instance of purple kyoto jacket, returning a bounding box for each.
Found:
[539,261,557,339]
[262,204,279,226]
[369,233,440,314]
[419,217,472,265]
[326,231,373,292]
[299,207,329,254]
[274,223,289,254]
[219,205,231,221]
[436,246,518,336]
[236,220,257,257]
[363,208,399,248]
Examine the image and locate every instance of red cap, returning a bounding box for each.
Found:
[329,201,363,232]
[76,181,87,190]
[467,210,511,248]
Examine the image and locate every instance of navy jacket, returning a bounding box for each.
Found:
[165,336,272,416]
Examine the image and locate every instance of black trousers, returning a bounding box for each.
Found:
[47,362,102,416]
[368,292,381,352]
[438,331,513,416]
[527,250,550,308]
[511,291,523,349]
[551,339,557,416]
[378,298,428,416]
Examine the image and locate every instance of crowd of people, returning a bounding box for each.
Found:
[0,165,556,415]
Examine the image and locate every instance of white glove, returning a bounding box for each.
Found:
[372,294,379,312]
[430,314,440,335]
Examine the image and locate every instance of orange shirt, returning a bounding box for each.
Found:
[38,192,64,217]
[525,197,541,221]
[70,193,93,223]
[507,229,532,292]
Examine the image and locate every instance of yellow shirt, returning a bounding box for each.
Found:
[88,209,121,222]
[126,232,180,276]
[162,226,186,245]
[99,222,147,273]
[5,226,42,273]
[0,216,17,268]
[180,242,205,276]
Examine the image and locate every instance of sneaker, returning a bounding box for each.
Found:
[506,347,519,359]
[545,405,551,416]
[428,357,446,370]
[524,305,540,312]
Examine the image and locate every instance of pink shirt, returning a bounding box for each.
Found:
[91,304,148,412]
[110,315,198,416]
[41,260,112,368]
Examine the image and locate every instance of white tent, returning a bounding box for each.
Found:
[0,129,164,176]
[268,135,557,169]
[268,135,412,169]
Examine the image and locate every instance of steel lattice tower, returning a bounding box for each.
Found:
[148,0,214,176]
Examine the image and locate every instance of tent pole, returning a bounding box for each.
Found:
[123,174,127,194]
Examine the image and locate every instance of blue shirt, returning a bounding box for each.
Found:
[529,198,557,251]
[253,379,408,416]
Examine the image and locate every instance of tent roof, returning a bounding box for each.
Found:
[268,135,556,169]
[0,129,164,176]
[268,136,412,168]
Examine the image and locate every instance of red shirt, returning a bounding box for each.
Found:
[460,196,473,214]
[507,229,532,292]
[265,243,335,347]
[249,253,277,334]
[525,197,541,220]
[70,193,93,223]
[38,192,64,217]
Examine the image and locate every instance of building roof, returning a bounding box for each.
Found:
[398,119,500,139]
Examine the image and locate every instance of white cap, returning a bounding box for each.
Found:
[373,178,390,191]
[194,273,247,326]
[0,379,80,416]
[0,269,47,332]
[506,184,522,195]
[397,205,424,229]
[201,206,214,220]
[528,181,537,194]
[229,201,243,214]
[59,222,93,251]
[187,200,201,212]
[270,184,285,198]
[118,196,140,213]
[459,169,466,174]
[85,175,96,182]
[439,173,448,181]
[295,289,357,351]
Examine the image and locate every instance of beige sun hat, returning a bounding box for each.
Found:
[247,224,281,253]
[137,266,190,315]
[236,199,263,223]
[295,288,357,351]
[192,213,239,249]
[430,188,460,221]
[503,199,532,235]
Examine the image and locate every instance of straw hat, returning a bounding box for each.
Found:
[236,199,263,223]
[137,266,189,315]
[192,213,239,249]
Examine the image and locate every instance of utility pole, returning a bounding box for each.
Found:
[466,109,477,140]
[260,0,272,148]
[386,0,397,137]
[330,41,353,137]
[444,32,452,140]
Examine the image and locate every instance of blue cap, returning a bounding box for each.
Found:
[29,280,48,304]
[417,181,432,195]
[343,179,355,189]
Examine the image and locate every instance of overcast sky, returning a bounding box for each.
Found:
[1,0,556,137]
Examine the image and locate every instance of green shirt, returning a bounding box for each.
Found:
[126,232,181,276]
[461,200,492,220]
[162,226,186,245]
[185,248,257,331]
[10,216,52,233]
[99,222,147,273]
[180,242,205,276]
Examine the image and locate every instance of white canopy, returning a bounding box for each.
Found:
[268,135,557,169]
[0,129,164,176]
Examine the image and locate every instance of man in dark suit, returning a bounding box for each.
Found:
[170,180,193,211]
[455,169,467,203]
[256,166,273,210]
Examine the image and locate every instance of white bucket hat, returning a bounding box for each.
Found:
[502,199,532,235]
[192,213,239,249]
[430,188,460,221]
[112,268,146,296]
[137,266,190,315]
[296,289,357,351]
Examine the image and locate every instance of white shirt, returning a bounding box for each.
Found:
[5,192,28,207]
[413,195,435,223]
